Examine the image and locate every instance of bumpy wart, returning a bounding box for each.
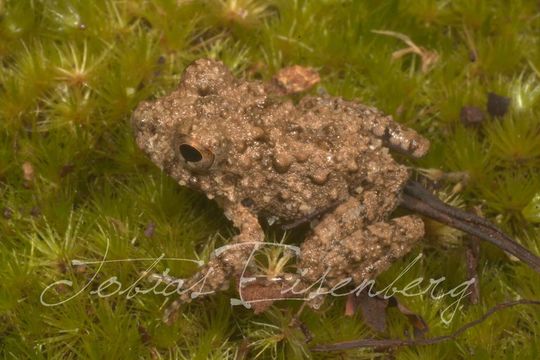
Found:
[132,58,430,318]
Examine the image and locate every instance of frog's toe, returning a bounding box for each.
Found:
[163,296,190,325]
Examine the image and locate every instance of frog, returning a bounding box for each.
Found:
[131,58,434,320]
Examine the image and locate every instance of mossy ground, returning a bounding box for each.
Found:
[1,0,540,359]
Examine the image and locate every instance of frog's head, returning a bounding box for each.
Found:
[131,59,244,190]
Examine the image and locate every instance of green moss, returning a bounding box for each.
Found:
[1,0,540,358]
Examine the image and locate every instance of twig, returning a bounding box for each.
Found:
[312,299,540,351]
[400,181,540,273]
[372,30,439,73]
[465,235,481,304]
[289,302,314,343]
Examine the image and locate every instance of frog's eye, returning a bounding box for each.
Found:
[178,141,214,170]
[180,144,203,162]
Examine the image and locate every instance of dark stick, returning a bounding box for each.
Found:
[404,181,510,238]
[400,182,540,273]
[465,236,481,304]
[312,299,540,351]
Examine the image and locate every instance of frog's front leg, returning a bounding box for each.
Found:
[164,202,263,323]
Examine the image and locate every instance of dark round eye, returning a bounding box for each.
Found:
[179,144,203,162]
[177,138,215,170]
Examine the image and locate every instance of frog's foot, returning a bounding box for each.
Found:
[158,268,211,325]
[139,271,190,323]
[162,246,252,324]
[163,293,190,324]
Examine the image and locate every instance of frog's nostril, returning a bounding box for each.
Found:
[179,144,203,162]
[197,86,212,97]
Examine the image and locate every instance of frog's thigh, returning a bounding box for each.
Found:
[300,214,424,287]
[298,196,367,284]
[342,215,424,284]
[358,160,410,223]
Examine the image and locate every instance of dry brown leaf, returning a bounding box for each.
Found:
[315,299,540,351]
[144,222,156,238]
[22,161,34,187]
[273,65,320,94]
[372,30,439,73]
[388,297,429,338]
[237,276,299,314]
[345,292,428,336]
[346,292,389,333]
[59,164,75,178]
[22,162,34,181]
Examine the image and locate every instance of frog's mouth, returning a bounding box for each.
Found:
[401,180,540,274]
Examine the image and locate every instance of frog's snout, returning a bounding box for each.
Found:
[131,102,152,134]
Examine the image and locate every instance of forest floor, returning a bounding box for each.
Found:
[1,1,540,359]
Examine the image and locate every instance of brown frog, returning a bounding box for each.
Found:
[132,59,540,321]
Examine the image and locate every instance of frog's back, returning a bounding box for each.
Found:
[235,95,410,222]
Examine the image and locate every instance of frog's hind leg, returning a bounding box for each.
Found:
[299,212,424,289]
[339,215,423,285]
[296,154,410,279]
[296,197,367,284]
[266,210,423,310]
